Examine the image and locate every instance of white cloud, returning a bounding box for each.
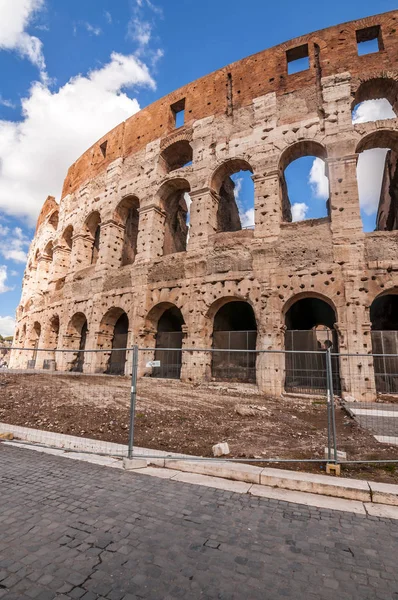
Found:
[309,157,329,199]
[0,226,30,262]
[0,52,154,223]
[291,202,309,222]
[104,11,112,25]
[357,148,389,216]
[352,99,396,216]
[0,0,47,80]
[352,98,396,124]
[240,208,255,228]
[0,265,11,293]
[233,177,243,201]
[84,23,102,37]
[128,18,152,47]
[0,315,16,336]
[0,96,16,109]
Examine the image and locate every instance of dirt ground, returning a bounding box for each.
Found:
[1,371,398,483]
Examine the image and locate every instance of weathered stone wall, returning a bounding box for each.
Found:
[10,11,398,400]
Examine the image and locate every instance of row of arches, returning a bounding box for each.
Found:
[15,291,398,394]
[28,123,398,289]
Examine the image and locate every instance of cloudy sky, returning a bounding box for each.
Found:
[0,0,396,336]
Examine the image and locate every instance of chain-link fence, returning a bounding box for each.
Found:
[2,345,398,466]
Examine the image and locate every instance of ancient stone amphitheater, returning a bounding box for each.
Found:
[10,11,398,400]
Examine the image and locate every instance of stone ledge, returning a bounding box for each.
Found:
[2,421,398,506]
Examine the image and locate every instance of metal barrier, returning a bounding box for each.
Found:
[2,345,398,466]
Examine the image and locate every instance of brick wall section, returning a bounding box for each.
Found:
[62,11,398,197]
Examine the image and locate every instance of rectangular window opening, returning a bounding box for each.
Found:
[356,25,383,56]
[286,44,309,75]
[171,98,185,128]
[100,140,108,158]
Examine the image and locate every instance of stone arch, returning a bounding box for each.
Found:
[210,297,257,383]
[282,291,338,318]
[210,158,254,232]
[27,320,41,366]
[146,302,185,379]
[114,196,140,266]
[369,289,398,393]
[159,140,193,174]
[97,307,129,375]
[65,312,88,372]
[62,225,73,250]
[157,178,191,255]
[352,77,398,115]
[48,210,59,230]
[356,129,398,231]
[278,140,329,223]
[57,225,74,277]
[43,240,54,260]
[84,211,101,265]
[283,293,340,394]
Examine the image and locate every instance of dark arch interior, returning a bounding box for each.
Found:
[212,301,257,383]
[157,307,184,332]
[161,141,193,173]
[154,306,185,379]
[370,295,398,393]
[107,312,129,375]
[213,301,257,331]
[284,298,340,394]
[163,191,189,255]
[370,295,398,330]
[71,318,88,373]
[285,298,336,330]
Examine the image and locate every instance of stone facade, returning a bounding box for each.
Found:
[10,11,398,400]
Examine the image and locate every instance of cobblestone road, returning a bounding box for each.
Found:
[1,445,398,600]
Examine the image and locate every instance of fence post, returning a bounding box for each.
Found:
[127,345,139,459]
[326,347,338,465]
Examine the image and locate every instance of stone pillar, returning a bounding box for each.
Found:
[187,187,218,251]
[135,205,166,262]
[36,256,52,289]
[52,245,71,280]
[253,171,281,241]
[327,154,364,264]
[70,233,92,272]
[97,220,125,270]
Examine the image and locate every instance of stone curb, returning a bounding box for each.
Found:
[1,421,398,506]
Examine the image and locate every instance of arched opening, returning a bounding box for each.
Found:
[48,210,59,230]
[212,300,257,382]
[211,159,254,232]
[114,197,140,266]
[60,225,73,275]
[370,293,398,393]
[153,305,185,379]
[44,314,60,370]
[67,312,88,373]
[356,131,398,232]
[98,308,129,375]
[63,225,73,251]
[159,140,193,174]
[352,78,397,124]
[43,241,53,261]
[85,212,101,265]
[279,142,329,223]
[284,296,340,394]
[29,321,41,367]
[159,179,191,255]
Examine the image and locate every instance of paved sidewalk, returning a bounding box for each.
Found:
[1,445,398,600]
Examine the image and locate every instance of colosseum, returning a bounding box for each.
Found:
[10,10,398,401]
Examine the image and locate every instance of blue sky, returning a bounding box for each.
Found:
[0,0,396,335]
